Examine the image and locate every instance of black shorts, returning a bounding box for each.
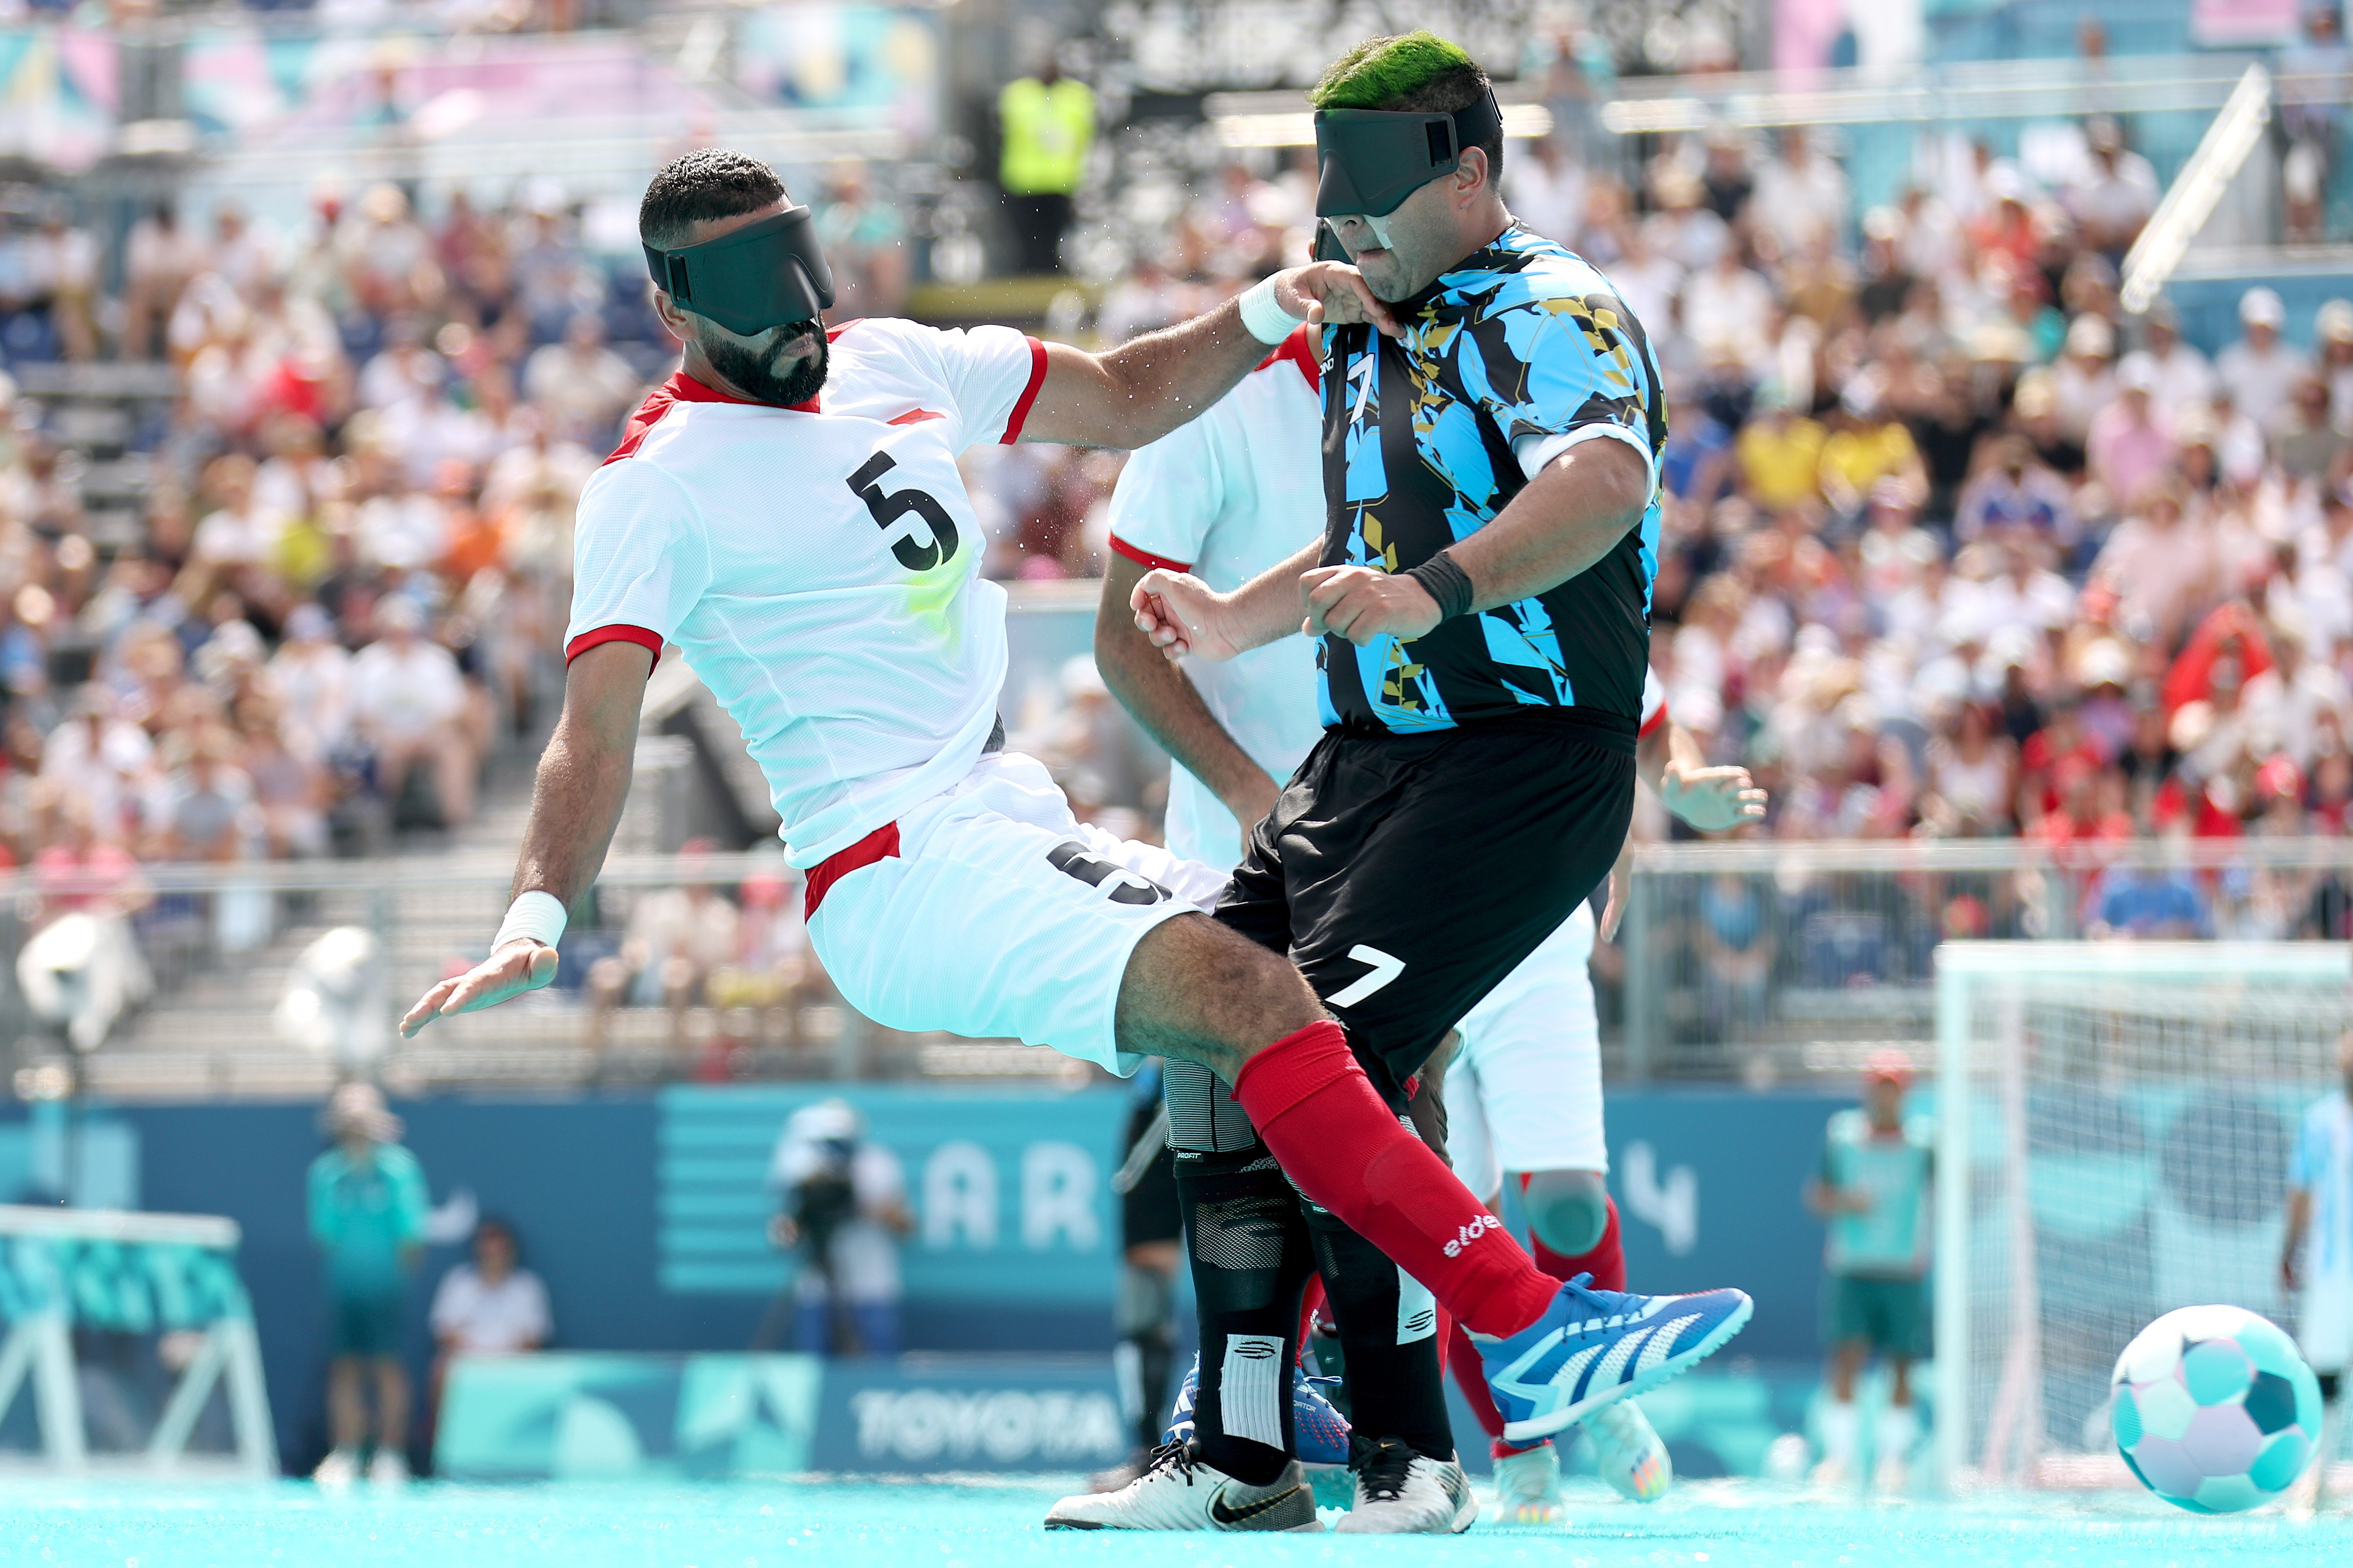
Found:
[1211,708,1635,1108]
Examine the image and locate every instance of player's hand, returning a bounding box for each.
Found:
[1270,262,1401,339]
[1599,834,1636,941]
[1301,565,1440,645]
[399,939,558,1036]
[1660,760,1768,833]
[2281,1252,2302,1292]
[1132,569,1246,662]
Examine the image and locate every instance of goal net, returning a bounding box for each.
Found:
[1932,941,2352,1492]
[0,1205,275,1474]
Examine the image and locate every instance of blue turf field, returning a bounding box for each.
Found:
[3,1477,2347,1568]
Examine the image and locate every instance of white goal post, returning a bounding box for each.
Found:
[0,1205,274,1475]
[1932,941,2352,1494]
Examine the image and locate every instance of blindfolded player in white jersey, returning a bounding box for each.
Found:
[401,146,1751,1535]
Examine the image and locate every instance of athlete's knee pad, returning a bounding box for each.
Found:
[1175,1146,1313,1480]
[1301,1204,1451,1460]
[1115,1260,1175,1339]
[1164,1057,1263,1154]
[1521,1168,1611,1257]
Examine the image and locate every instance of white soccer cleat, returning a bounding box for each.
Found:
[1489,1440,1565,1524]
[1044,1442,1321,1532]
[312,1447,360,1489]
[1586,1398,1672,1502]
[1332,1437,1477,1534]
[369,1448,409,1488]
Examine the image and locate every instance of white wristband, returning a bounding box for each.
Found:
[493,890,567,952]
[1238,275,1307,346]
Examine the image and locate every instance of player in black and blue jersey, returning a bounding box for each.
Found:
[1051,30,1747,1539]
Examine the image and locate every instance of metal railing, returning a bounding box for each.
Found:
[1610,835,2353,1083]
[7,837,2350,1100]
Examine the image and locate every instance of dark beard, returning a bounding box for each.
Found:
[704,322,829,406]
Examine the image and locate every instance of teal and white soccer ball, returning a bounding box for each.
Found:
[2110,1304,2324,1513]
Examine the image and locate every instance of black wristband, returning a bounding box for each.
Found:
[1406,550,1475,622]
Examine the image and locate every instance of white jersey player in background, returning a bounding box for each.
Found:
[2285,1029,2353,1509]
[1095,325,1765,1524]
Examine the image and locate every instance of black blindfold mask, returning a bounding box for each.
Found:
[643,205,837,337]
[1314,90,1504,219]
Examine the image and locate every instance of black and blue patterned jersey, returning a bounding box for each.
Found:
[1316,225,1665,733]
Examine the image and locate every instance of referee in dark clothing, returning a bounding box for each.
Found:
[1127,30,1670,1517]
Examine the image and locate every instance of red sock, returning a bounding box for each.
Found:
[1521,1181,1626,1293]
[1231,1021,1558,1338]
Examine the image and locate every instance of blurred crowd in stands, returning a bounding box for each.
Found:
[0,180,673,885]
[1036,112,2353,905]
[1,97,2349,913]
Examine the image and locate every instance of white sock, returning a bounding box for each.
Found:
[1820,1398,1861,1467]
[1876,1402,1918,1463]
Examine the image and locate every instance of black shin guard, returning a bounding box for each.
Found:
[1177,1147,1316,1485]
[1304,1203,1455,1463]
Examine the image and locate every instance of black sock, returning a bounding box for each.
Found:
[1306,1202,1455,1464]
[1178,1147,1314,1486]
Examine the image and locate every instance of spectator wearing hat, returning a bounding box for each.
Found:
[1955,433,2075,547]
[2086,355,2176,509]
[2050,314,2117,442]
[1735,383,1827,511]
[2091,480,2214,650]
[348,598,474,828]
[522,313,641,450]
[1806,1049,1933,1495]
[309,1082,429,1488]
[2133,298,2218,421]
[764,1099,911,1356]
[2274,374,2353,485]
[1818,375,1927,522]
[2317,298,2353,430]
[2217,287,2311,432]
[2064,117,2158,259]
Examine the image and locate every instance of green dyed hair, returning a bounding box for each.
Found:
[1308,32,1501,182]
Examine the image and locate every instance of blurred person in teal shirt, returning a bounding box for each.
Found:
[308,1081,429,1487]
[1805,1049,1934,1495]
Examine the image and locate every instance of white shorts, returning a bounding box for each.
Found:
[2302,1279,2353,1374]
[1444,902,1608,1204]
[806,752,1225,1075]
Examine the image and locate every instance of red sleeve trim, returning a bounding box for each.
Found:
[1639,699,1669,738]
[1254,326,1321,392]
[803,821,901,919]
[565,625,664,667]
[1109,535,1193,574]
[1001,335,1050,444]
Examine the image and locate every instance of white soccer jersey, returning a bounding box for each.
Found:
[1102,331,1332,869]
[565,317,1047,868]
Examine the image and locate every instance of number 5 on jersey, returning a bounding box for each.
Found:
[848,452,960,571]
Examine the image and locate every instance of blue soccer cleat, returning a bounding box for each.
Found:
[1472,1273,1752,1445]
[1164,1352,1352,1465]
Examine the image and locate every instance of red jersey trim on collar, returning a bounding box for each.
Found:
[1256,326,1320,392]
[663,367,820,414]
[604,365,821,464]
[1002,335,1049,444]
